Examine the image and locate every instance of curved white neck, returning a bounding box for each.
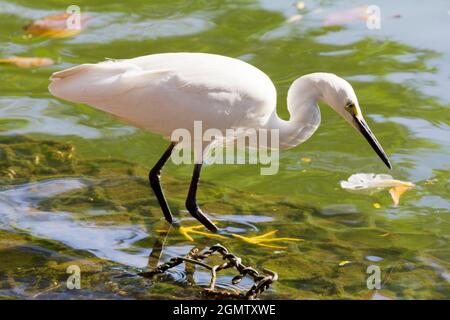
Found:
[265,75,323,149]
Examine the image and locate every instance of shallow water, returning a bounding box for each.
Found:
[0,0,449,299]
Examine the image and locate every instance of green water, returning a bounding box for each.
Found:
[0,0,449,299]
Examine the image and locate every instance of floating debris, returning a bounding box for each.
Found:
[300,156,311,163]
[0,57,54,68]
[139,244,277,300]
[286,14,303,24]
[24,13,89,38]
[340,173,414,190]
[340,173,415,206]
[338,260,351,267]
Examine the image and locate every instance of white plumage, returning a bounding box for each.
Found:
[49,53,277,139]
[49,53,387,150]
[49,52,391,232]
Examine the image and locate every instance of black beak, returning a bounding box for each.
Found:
[353,115,392,169]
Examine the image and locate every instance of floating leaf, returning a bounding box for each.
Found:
[341,173,415,206]
[300,156,311,163]
[389,185,412,206]
[340,173,414,190]
[0,57,54,68]
[372,203,381,209]
[339,260,351,267]
[24,13,89,38]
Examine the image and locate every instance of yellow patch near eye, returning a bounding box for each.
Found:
[345,103,359,117]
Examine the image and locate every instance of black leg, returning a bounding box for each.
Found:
[185,163,219,232]
[149,142,176,224]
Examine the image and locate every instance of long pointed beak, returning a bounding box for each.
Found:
[353,115,392,169]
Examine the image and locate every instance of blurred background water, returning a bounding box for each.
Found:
[0,0,449,299]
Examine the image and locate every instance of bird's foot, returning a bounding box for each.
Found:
[157,224,227,242]
[231,230,303,249]
[178,225,227,242]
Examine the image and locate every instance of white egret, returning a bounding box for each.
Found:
[48,52,391,233]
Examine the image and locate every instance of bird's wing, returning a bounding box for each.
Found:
[49,60,174,105]
[49,53,277,134]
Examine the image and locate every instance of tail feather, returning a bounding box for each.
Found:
[48,61,141,104]
[50,64,94,80]
[48,60,173,108]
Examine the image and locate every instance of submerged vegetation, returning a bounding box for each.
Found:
[0,0,449,300]
[0,135,448,299]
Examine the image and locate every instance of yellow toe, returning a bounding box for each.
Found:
[231,230,303,249]
[178,225,227,242]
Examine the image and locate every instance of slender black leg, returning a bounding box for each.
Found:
[149,142,176,224]
[185,163,219,232]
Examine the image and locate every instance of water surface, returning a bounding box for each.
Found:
[0,0,449,299]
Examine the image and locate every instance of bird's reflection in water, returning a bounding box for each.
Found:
[146,224,170,270]
[144,221,213,287]
[141,219,284,299]
[140,215,298,295]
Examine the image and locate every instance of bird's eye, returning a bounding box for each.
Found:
[345,102,358,116]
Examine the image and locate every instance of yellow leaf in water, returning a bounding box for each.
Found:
[372,203,381,209]
[0,57,54,68]
[339,260,351,266]
[389,185,412,206]
[300,157,311,163]
[24,13,89,39]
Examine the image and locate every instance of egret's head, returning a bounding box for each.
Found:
[304,73,392,169]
